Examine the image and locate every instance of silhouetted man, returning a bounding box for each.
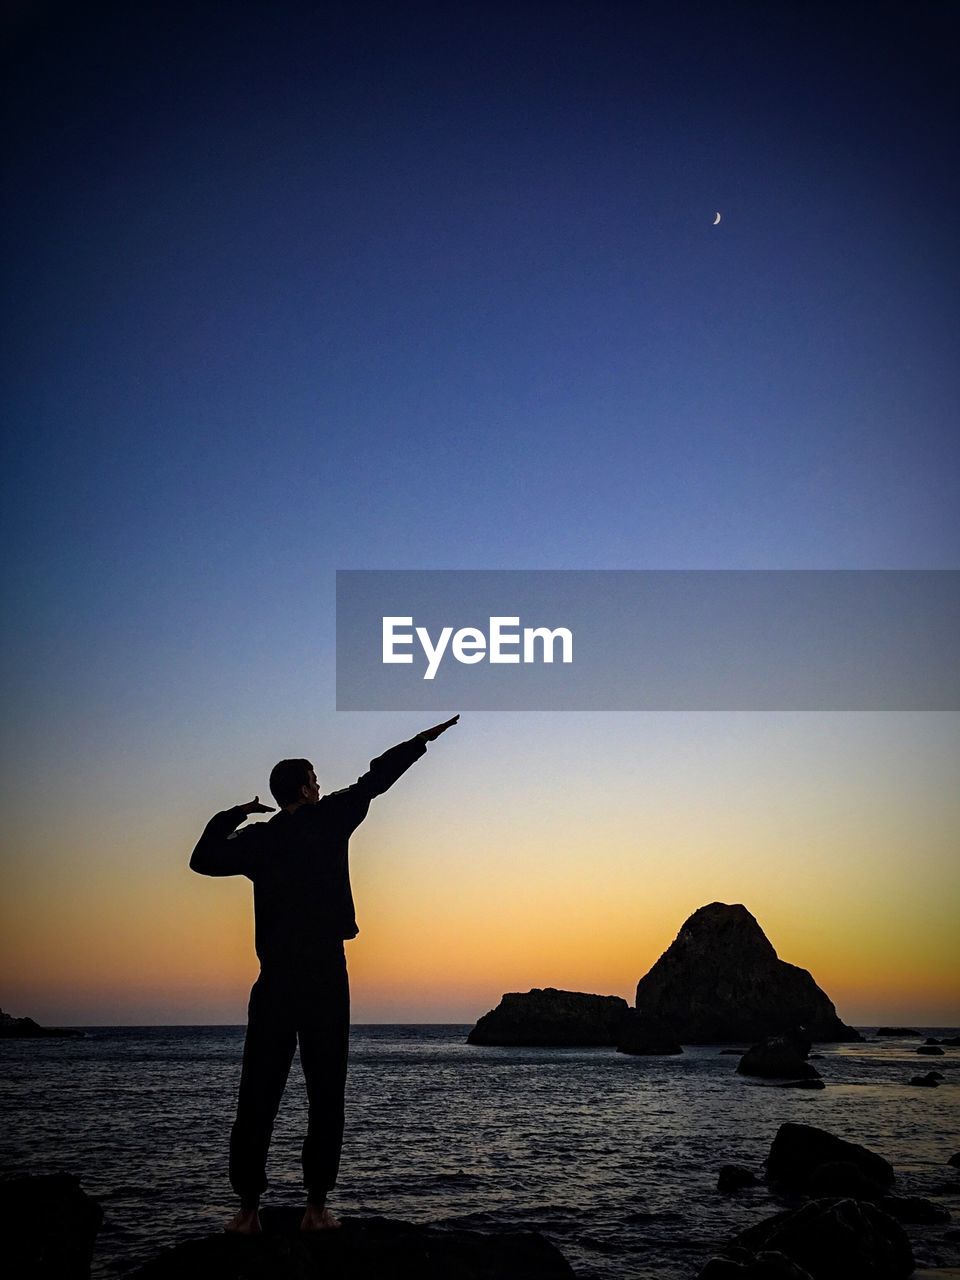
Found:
[189,716,458,1233]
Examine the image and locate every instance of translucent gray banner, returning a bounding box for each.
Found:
[335,570,959,710]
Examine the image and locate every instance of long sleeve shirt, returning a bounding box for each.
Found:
[190,735,427,970]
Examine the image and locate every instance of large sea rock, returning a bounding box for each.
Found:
[633,904,862,1043]
[467,988,629,1046]
[129,1210,575,1278]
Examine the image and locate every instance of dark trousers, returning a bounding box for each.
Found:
[229,949,350,1207]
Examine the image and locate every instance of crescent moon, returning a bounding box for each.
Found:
[713,211,721,225]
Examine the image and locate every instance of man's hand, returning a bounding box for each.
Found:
[417,715,460,743]
[239,795,275,815]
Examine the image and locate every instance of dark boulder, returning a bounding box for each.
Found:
[909,1072,942,1087]
[129,1212,575,1278]
[0,1173,103,1279]
[940,1035,960,1046]
[766,1124,895,1193]
[948,1153,960,1168]
[924,1037,941,1045]
[877,1195,950,1224]
[633,904,861,1043]
[698,1247,814,1278]
[875,1027,921,1037]
[718,1165,761,1193]
[807,1161,886,1200]
[467,988,629,1046]
[737,1036,822,1082]
[0,1008,83,1038]
[732,1198,913,1279]
[615,1011,682,1055]
[916,1045,945,1055]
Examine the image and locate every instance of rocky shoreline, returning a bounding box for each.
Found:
[6,1116,958,1280]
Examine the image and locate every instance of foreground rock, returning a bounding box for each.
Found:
[718,1198,914,1279]
[129,1211,575,1278]
[615,1011,682,1055]
[467,988,628,1046]
[0,1174,103,1278]
[766,1123,895,1194]
[633,904,862,1043]
[0,1007,83,1038]
[737,1035,822,1082]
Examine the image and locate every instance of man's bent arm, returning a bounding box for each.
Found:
[190,807,262,877]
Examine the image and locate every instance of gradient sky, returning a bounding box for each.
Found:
[2,1,958,1025]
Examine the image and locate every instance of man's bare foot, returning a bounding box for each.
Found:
[225,1208,261,1234]
[300,1203,341,1231]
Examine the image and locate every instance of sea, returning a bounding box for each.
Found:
[1,1025,958,1278]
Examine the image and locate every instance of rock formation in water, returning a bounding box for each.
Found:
[467,988,629,1046]
[129,1209,575,1277]
[0,1007,83,1038]
[633,903,862,1043]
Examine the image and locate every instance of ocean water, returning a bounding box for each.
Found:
[1,1025,958,1278]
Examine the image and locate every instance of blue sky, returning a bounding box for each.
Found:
[2,1,958,1021]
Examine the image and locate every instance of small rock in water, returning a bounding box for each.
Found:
[917,1044,946,1055]
[909,1071,943,1087]
[717,1164,760,1193]
[878,1194,951,1224]
[737,1036,822,1082]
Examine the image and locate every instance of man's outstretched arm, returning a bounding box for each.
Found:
[189,796,274,877]
[329,716,459,825]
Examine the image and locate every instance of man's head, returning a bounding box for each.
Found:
[268,758,320,809]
